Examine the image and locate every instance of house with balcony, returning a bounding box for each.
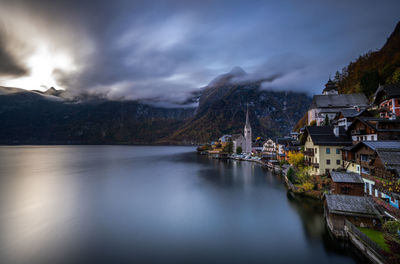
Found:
[347,117,400,143]
[342,141,400,209]
[301,126,352,176]
[373,83,400,119]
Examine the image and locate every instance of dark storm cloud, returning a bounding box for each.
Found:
[0,0,400,102]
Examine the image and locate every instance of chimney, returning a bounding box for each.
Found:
[333,125,339,137]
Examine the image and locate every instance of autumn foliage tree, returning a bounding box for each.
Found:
[287,151,305,169]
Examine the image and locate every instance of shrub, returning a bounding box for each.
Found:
[236,146,242,154]
[383,221,400,234]
[301,182,314,192]
[287,168,296,183]
[280,160,288,166]
[296,167,311,184]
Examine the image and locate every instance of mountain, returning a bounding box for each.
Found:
[335,21,400,99]
[0,86,194,144]
[0,68,311,145]
[165,68,311,144]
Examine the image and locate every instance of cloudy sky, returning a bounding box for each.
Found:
[0,0,399,103]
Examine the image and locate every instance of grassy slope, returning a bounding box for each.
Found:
[359,227,391,252]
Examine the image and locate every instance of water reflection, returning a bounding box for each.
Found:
[0,146,363,264]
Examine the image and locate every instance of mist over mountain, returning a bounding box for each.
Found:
[0,67,311,144]
[166,68,311,144]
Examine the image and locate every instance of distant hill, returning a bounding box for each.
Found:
[335,21,400,99]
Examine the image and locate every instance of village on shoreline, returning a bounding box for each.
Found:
[197,80,400,264]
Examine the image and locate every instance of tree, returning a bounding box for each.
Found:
[322,115,330,126]
[334,71,341,82]
[223,141,233,154]
[360,71,381,98]
[236,146,242,154]
[388,68,400,84]
[287,151,305,169]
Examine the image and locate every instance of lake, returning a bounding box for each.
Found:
[0,146,366,264]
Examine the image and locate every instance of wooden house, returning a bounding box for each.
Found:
[333,108,371,131]
[347,117,400,143]
[330,171,364,196]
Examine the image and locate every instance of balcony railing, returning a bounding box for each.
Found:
[303,149,314,157]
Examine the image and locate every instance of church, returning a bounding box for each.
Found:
[232,108,252,153]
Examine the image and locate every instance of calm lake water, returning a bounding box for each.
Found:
[0,146,366,264]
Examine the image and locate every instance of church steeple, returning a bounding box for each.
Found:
[245,104,251,129]
[243,104,252,153]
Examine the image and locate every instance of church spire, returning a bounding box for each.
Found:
[245,104,251,129]
[243,104,252,153]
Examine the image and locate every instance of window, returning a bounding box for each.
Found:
[326,159,330,165]
[361,154,369,162]
[336,160,340,165]
[361,167,370,175]
[371,135,375,140]
[336,148,340,154]
[326,148,330,154]
[315,148,317,154]
[340,186,351,195]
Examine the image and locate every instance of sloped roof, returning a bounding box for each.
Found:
[339,108,370,118]
[323,79,338,92]
[303,126,352,146]
[310,93,368,109]
[362,141,400,151]
[276,137,293,145]
[330,171,364,183]
[325,195,379,217]
[374,84,400,104]
[376,150,400,175]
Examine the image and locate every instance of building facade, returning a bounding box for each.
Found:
[374,84,400,118]
[302,126,352,176]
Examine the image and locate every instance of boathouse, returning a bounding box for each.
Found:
[324,194,383,237]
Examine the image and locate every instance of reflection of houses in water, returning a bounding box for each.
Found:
[286,192,326,239]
